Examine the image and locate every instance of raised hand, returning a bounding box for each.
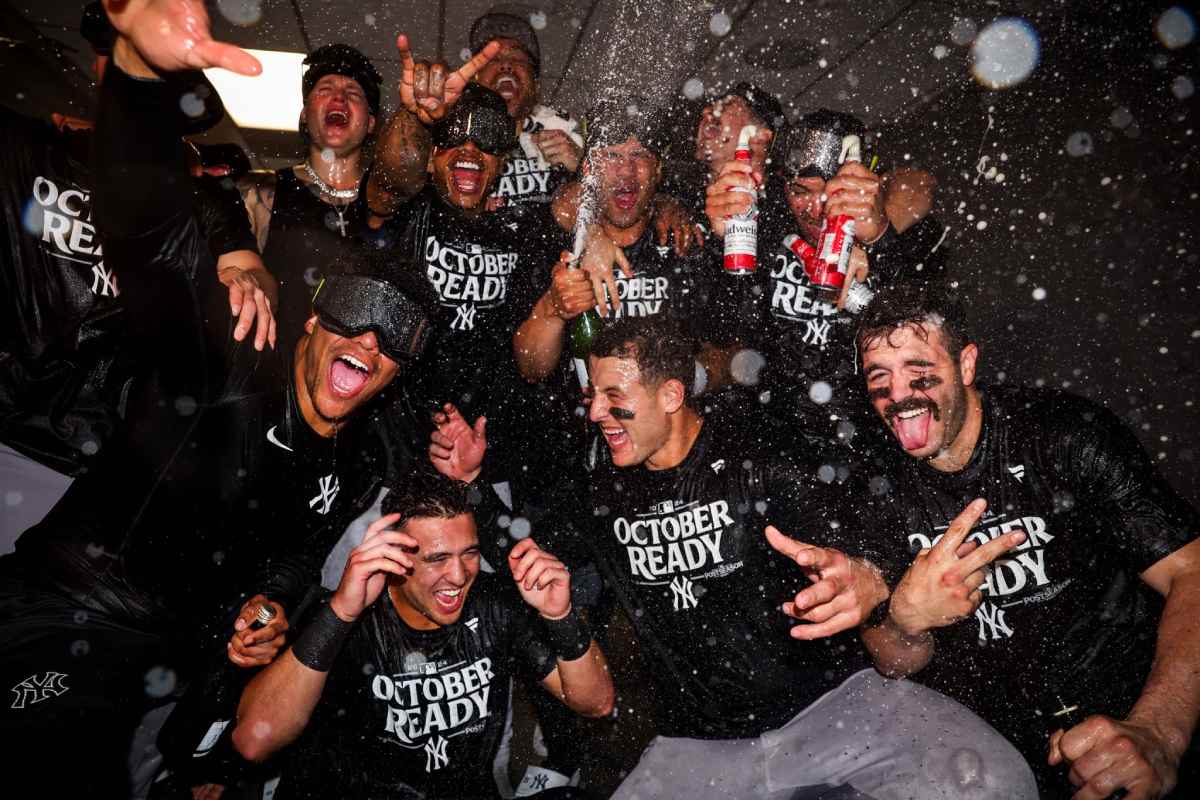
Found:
[227,594,288,668]
[825,160,888,244]
[329,513,414,622]
[1049,716,1180,800]
[532,129,582,172]
[396,34,502,125]
[887,499,1025,637]
[103,0,261,77]
[548,251,598,321]
[578,228,634,317]
[651,195,705,256]
[508,538,572,620]
[704,159,760,239]
[218,261,278,351]
[429,403,487,483]
[766,526,889,640]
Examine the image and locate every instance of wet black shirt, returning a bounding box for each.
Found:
[260,167,371,357]
[14,64,387,657]
[713,213,947,414]
[371,188,557,414]
[853,385,1199,760]
[276,577,555,800]
[537,411,871,739]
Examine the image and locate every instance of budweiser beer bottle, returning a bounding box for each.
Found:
[784,233,874,314]
[722,125,759,275]
[812,135,862,299]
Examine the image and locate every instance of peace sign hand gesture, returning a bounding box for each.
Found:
[887,498,1026,637]
[396,34,502,125]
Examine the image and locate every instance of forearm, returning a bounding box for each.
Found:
[1127,570,1200,758]
[366,108,431,216]
[882,168,936,233]
[513,293,567,382]
[552,641,615,718]
[861,614,935,678]
[233,650,327,761]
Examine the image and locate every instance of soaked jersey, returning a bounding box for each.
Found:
[489,105,582,208]
[537,411,871,739]
[373,188,557,409]
[852,385,1199,760]
[276,577,555,800]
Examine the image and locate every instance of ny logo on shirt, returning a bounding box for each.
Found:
[802,318,831,346]
[10,672,69,709]
[424,735,449,771]
[975,601,1013,640]
[670,575,698,611]
[91,261,119,297]
[452,303,478,331]
[309,474,340,515]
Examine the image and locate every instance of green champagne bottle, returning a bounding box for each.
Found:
[570,306,603,390]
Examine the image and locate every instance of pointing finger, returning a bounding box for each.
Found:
[954,530,1026,578]
[453,39,502,83]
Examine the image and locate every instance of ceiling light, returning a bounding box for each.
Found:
[205,49,304,131]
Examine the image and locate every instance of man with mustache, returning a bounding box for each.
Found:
[0,5,433,794]
[443,313,1037,798]
[467,12,584,209]
[853,283,1200,798]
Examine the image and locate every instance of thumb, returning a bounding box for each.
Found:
[1047,729,1065,765]
[474,416,488,438]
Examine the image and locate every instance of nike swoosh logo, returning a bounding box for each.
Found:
[266,425,294,452]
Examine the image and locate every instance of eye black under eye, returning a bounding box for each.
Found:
[911,376,943,390]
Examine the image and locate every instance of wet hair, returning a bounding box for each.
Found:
[590,316,699,399]
[711,82,786,136]
[302,43,382,116]
[583,96,671,159]
[855,284,971,363]
[381,470,474,531]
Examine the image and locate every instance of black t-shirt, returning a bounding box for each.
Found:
[16,64,388,658]
[853,385,1199,760]
[712,213,948,409]
[276,577,555,800]
[488,107,579,209]
[536,410,870,739]
[371,188,558,413]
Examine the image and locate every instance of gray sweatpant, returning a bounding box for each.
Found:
[613,668,1037,800]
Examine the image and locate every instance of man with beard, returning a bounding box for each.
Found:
[513,98,719,392]
[704,109,946,437]
[852,284,1200,798]
[441,314,1036,798]
[0,5,431,795]
[467,12,584,209]
[232,472,613,799]
[239,43,389,355]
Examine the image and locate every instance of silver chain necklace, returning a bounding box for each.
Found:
[302,160,359,200]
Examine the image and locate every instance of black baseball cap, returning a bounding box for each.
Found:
[430,84,518,156]
[81,2,116,55]
[583,96,670,158]
[302,44,382,116]
[470,12,541,76]
[782,109,867,181]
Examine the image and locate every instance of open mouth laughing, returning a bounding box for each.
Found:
[449,158,485,195]
[886,401,940,452]
[433,586,465,615]
[329,352,372,399]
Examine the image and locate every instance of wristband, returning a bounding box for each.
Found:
[292,603,353,672]
[542,605,592,661]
